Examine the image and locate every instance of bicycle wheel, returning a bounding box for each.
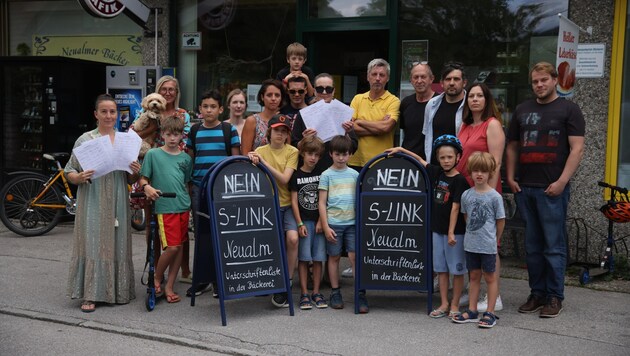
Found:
[0,174,64,236]
[131,206,146,231]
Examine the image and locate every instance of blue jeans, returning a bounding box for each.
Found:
[515,185,569,301]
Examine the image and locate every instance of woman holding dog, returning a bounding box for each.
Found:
[132,75,191,151]
[65,94,141,312]
[240,79,285,154]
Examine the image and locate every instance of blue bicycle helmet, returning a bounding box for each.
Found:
[433,134,463,155]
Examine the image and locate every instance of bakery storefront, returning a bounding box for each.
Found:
[1,0,628,251]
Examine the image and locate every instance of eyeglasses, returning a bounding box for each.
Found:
[288,89,306,95]
[412,61,429,67]
[315,86,334,94]
[159,87,177,94]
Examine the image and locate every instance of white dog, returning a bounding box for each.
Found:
[134,93,166,158]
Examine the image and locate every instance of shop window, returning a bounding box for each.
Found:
[307,0,387,18]
[398,0,569,127]
[193,0,297,117]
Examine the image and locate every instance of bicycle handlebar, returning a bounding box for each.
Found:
[130,192,177,198]
[598,181,628,194]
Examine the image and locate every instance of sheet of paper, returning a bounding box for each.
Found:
[299,99,354,142]
[113,131,142,173]
[72,135,114,179]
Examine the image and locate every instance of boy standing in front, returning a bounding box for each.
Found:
[386,135,468,319]
[139,116,193,304]
[453,151,505,328]
[185,89,240,297]
[318,135,368,313]
[290,136,328,310]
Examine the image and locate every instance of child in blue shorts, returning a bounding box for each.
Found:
[318,135,368,313]
[454,151,505,328]
[290,136,328,310]
[387,135,468,319]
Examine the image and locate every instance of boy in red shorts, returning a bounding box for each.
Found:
[139,115,193,303]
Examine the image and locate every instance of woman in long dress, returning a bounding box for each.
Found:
[65,94,141,312]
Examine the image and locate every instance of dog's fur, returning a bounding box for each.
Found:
[134,93,166,157]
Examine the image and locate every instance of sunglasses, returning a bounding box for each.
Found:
[159,87,177,94]
[315,86,334,94]
[288,89,306,95]
[412,61,429,66]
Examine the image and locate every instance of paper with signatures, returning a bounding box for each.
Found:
[299,99,354,142]
[72,131,141,179]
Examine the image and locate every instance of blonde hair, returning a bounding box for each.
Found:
[155,75,181,108]
[286,42,307,58]
[466,151,497,178]
[298,135,325,156]
[160,115,184,134]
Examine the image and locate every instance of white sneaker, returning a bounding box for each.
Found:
[341,267,353,278]
[459,292,469,305]
[478,294,503,312]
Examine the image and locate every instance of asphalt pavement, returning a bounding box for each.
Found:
[1,223,629,355]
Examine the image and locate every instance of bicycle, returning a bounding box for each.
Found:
[0,153,76,236]
[578,181,630,285]
[0,152,147,236]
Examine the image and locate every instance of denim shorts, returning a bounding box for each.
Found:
[298,220,327,262]
[279,205,298,232]
[432,233,467,274]
[466,252,497,273]
[326,224,356,256]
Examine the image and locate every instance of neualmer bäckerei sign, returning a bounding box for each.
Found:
[33,35,142,66]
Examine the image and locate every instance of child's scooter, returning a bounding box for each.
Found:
[131,191,176,311]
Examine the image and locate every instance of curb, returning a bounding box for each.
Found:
[0,306,266,356]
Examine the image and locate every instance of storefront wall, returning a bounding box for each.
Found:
[1,0,626,260]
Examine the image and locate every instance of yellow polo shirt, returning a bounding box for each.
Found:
[349,90,400,167]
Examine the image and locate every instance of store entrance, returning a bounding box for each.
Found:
[303,30,389,103]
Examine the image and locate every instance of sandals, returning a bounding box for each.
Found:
[479,311,499,328]
[81,300,95,313]
[448,310,461,319]
[166,293,181,303]
[430,307,448,318]
[452,309,480,323]
[311,293,328,309]
[299,294,312,310]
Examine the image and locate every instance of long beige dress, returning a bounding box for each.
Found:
[65,129,135,304]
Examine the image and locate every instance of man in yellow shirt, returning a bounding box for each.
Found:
[349,58,401,168]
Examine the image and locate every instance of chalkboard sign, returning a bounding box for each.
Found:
[356,153,432,314]
[207,157,294,325]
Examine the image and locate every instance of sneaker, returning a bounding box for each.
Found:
[211,283,219,298]
[518,294,545,313]
[459,291,469,305]
[358,291,369,314]
[478,294,503,312]
[272,292,289,308]
[341,267,353,278]
[539,297,563,318]
[186,283,211,297]
[330,289,344,309]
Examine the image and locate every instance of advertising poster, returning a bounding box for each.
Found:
[108,88,143,132]
[556,16,579,97]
